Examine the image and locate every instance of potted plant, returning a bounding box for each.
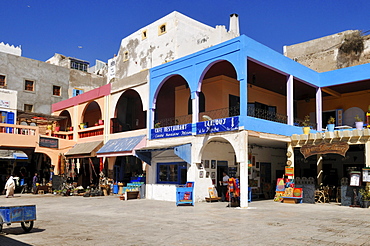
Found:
[359,187,370,208]
[327,116,335,132]
[54,122,60,132]
[79,122,85,129]
[302,115,310,134]
[354,115,363,130]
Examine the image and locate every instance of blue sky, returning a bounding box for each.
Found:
[1,1,369,65]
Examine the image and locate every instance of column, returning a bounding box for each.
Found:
[317,154,323,186]
[239,131,249,208]
[316,88,322,131]
[287,75,294,126]
[192,91,199,124]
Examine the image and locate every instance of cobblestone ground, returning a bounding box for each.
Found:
[0,194,369,246]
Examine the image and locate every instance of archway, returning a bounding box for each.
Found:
[113,89,146,133]
[82,101,102,128]
[155,75,190,127]
[199,60,239,121]
[58,110,72,131]
[200,137,237,201]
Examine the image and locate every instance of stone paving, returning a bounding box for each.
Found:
[0,194,369,246]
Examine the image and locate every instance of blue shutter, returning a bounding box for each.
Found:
[7,112,14,124]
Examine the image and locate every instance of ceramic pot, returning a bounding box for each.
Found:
[302,127,310,135]
[355,121,363,130]
[327,124,335,132]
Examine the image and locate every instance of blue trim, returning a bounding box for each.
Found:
[135,143,192,165]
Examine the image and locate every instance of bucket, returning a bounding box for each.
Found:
[113,184,118,194]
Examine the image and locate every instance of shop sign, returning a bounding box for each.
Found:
[196,116,239,135]
[0,100,10,108]
[363,168,370,182]
[300,141,349,159]
[151,123,192,139]
[39,136,59,149]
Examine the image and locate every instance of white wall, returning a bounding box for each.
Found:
[0,42,21,56]
[110,11,238,82]
[0,88,18,119]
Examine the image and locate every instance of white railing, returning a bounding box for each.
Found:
[0,123,39,136]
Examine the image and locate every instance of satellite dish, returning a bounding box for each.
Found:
[202,115,212,121]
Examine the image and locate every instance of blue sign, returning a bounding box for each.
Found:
[151,123,192,139]
[196,116,239,134]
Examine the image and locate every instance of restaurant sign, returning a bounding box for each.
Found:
[39,136,59,149]
[300,141,349,159]
[151,123,192,139]
[196,116,239,135]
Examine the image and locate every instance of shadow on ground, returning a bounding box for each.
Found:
[0,233,34,246]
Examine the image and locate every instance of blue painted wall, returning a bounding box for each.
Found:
[149,34,370,139]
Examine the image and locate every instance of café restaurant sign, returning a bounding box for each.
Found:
[300,141,349,159]
[196,116,239,135]
[151,123,192,139]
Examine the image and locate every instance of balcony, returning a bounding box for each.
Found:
[53,130,74,140]
[78,125,104,138]
[0,123,39,148]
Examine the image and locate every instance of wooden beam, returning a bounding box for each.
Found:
[322,87,341,98]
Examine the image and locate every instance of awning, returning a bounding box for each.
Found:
[135,143,191,165]
[65,141,103,158]
[96,135,146,158]
[13,152,28,159]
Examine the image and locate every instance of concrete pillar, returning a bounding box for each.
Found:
[316,88,322,131]
[317,154,323,186]
[366,142,370,168]
[239,131,249,208]
[287,75,294,126]
[192,91,199,124]
[103,94,110,143]
[366,142,370,189]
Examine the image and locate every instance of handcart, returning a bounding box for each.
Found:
[176,182,194,206]
[0,205,36,233]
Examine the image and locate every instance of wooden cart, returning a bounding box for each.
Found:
[0,205,36,233]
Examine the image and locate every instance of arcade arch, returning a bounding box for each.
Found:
[112,89,146,133]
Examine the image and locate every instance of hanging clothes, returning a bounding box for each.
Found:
[71,159,75,178]
[76,159,80,174]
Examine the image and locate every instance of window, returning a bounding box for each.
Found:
[73,88,84,97]
[123,51,129,61]
[157,162,187,184]
[142,30,147,40]
[53,85,61,96]
[70,60,88,72]
[24,104,33,112]
[25,80,34,91]
[158,24,166,35]
[0,75,5,87]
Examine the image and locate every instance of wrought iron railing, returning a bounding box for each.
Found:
[247,105,287,124]
[154,106,318,129]
[155,114,192,128]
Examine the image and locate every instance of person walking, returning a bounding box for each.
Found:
[221,171,230,202]
[32,173,38,193]
[4,175,15,198]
